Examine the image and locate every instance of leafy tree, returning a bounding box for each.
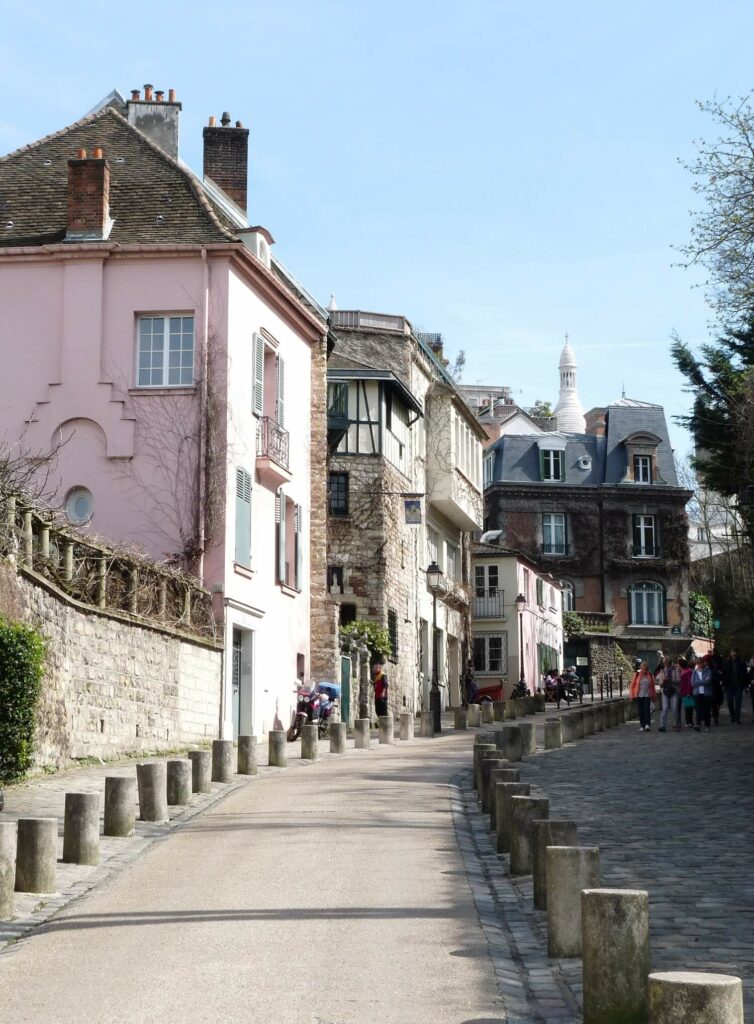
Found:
[0,618,46,784]
[339,619,392,661]
[529,400,553,418]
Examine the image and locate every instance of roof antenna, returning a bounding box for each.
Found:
[621,382,626,399]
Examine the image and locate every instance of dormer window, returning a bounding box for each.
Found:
[634,455,652,484]
[541,449,564,481]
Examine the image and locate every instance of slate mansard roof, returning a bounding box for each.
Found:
[0,107,235,248]
[485,400,681,488]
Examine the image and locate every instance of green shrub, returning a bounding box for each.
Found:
[0,618,46,784]
[339,619,392,661]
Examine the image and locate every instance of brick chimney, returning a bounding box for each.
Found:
[66,148,112,240]
[126,84,182,160]
[203,112,249,212]
[585,406,607,436]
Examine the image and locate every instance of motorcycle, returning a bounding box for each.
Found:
[287,687,321,741]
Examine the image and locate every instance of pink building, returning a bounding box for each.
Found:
[0,86,336,739]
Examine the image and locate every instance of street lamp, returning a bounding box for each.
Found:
[426,560,443,734]
[515,592,526,691]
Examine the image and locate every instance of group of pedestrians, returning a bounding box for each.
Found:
[629,648,754,734]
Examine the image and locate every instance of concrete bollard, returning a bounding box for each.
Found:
[467,703,481,727]
[269,729,288,766]
[480,757,509,814]
[582,706,595,736]
[378,715,394,745]
[476,748,503,799]
[573,710,586,740]
[648,971,744,1024]
[620,700,629,723]
[480,702,494,724]
[609,702,620,728]
[354,718,370,749]
[15,818,57,893]
[525,696,536,715]
[453,707,467,730]
[188,750,212,793]
[561,713,576,744]
[518,721,536,756]
[546,846,600,957]
[63,792,100,865]
[301,723,319,760]
[166,759,192,806]
[489,769,521,831]
[420,710,433,737]
[136,762,169,823]
[504,699,518,720]
[581,888,647,1024]
[0,821,17,919]
[400,711,414,740]
[495,782,531,854]
[211,739,234,783]
[509,795,549,876]
[473,743,497,791]
[330,721,347,753]
[532,819,578,910]
[534,694,546,713]
[593,705,604,732]
[515,698,528,718]
[493,701,506,722]
[501,724,523,762]
[237,735,258,775]
[104,776,136,837]
[582,888,649,1024]
[545,718,563,749]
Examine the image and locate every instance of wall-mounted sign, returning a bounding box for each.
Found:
[576,657,588,666]
[404,499,422,525]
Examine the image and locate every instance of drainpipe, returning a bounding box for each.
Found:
[598,499,606,611]
[197,246,210,584]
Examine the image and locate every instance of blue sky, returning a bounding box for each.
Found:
[3,0,754,457]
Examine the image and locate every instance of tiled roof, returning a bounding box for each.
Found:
[0,107,234,247]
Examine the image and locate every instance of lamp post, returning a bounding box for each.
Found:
[426,560,443,735]
[515,592,526,691]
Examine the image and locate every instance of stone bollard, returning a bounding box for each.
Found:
[136,762,168,823]
[420,710,433,737]
[518,721,536,756]
[301,723,319,760]
[493,701,506,722]
[473,743,497,791]
[330,722,347,753]
[501,724,523,762]
[534,694,546,713]
[489,769,521,831]
[354,718,370,749]
[573,710,586,740]
[0,821,17,919]
[166,759,192,806]
[509,795,549,876]
[237,735,258,775]
[212,739,234,783]
[467,703,481,727]
[560,713,576,744]
[619,700,629,723]
[480,701,493,724]
[546,846,600,957]
[609,703,620,728]
[378,715,394,745]
[525,696,536,715]
[582,706,595,736]
[269,729,288,767]
[63,792,100,866]
[545,718,563,749]
[593,705,604,732]
[532,819,578,910]
[582,888,649,1024]
[475,730,497,745]
[480,757,509,814]
[15,818,57,893]
[400,711,414,740]
[648,971,744,1024]
[453,707,467,731]
[504,699,518,720]
[104,776,136,837]
[515,698,528,718]
[188,750,212,793]
[495,782,531,854]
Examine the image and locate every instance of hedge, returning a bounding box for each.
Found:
[0,617,45,784]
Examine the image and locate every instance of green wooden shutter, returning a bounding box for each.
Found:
[276,355,285,427]
[235,468,251,567]
[253,334,265,416]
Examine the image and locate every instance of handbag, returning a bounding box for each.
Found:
[682,695,695,708]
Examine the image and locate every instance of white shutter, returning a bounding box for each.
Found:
[253,333,264,416]
[294,503,303,591]
[276,355,285,428]
[277,490,287,584]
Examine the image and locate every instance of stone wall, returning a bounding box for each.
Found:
[1,560,222,769]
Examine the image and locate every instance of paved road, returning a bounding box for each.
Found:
[0,733,504,1024]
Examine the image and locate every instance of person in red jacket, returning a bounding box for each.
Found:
[372,663,388,719]
[629,661,656,732]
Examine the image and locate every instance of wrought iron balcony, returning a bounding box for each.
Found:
[256,417,290,487]
[474,591,504,619]
[632,544,660,558]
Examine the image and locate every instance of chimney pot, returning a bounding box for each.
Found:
[155,90,164,102]
[143,83,154,101]
[76,148,87,159]
[92,147,104,159]
[208,115,217,127]
[67,151,110,239]
[168,88,176,102]
[131,89,140,101]
[221,111,231,126]
[235,120,243,128]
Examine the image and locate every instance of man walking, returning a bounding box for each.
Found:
[722,648,748,724]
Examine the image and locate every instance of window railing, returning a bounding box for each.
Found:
[474,591,504,618]
[632,544,660,558]
[542,542,568,555]
[257,416,290,471]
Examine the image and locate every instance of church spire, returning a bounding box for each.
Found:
[554,334,586,433]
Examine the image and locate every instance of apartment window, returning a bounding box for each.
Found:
[137,315,194,387]
[340,603,357,626]
[234,468,252,568]
[484,455,494,488]
[634,455,652,484]
[629,582,666,626]
[446,542,459,581]
[633,514,657,557]
[536,578,544,606]
[541,449,564,481]
[276,491,302,590]
[388,609,399,662]
[561,580,575,611]
[328,472,349,517]
[475,564,499,597]
[523,567,531,602]
[473,633,508,673]
[542,512,566,554]
[427,525,440,567]
[696,526,707,543]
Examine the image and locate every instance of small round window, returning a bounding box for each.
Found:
[65,487,93,524]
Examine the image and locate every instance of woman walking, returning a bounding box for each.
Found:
[679,657,695,728]
[657,656,681,733]
[630,660,656,732]
[691,656,713,732]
